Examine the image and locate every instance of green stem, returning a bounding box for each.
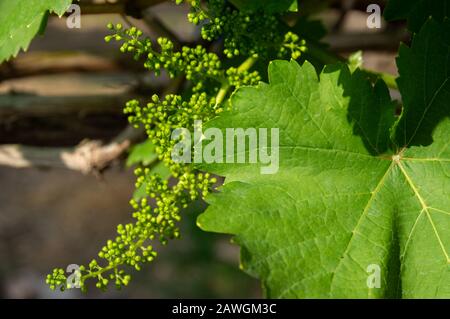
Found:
[237,55,258,72]
[215,82,231,106]
[215,56,258,106]
[80,237,146,283]
[82,264,116,281]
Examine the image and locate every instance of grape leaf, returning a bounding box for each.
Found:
[126,140,159,167]
[0,0,72,63]
[196,22,450,297]
[394,19,450,147]
[384,0,450,32]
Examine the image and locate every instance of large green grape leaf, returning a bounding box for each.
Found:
[196,21,450,298]
[384,0,450,32]
[0,0,72,63]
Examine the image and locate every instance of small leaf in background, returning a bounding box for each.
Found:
[0,0,73,63]
[348,51,363,73]
[126,140,158,167]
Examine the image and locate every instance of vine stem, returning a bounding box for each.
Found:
[81,237,145,283]
[237,55,258,73]
[215,56,258,106]
[215,82,230,107]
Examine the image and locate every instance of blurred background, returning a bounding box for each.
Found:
[0,0,405,298]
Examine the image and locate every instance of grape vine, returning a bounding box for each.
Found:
[46,0,306,292]
[42,0,447,298]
